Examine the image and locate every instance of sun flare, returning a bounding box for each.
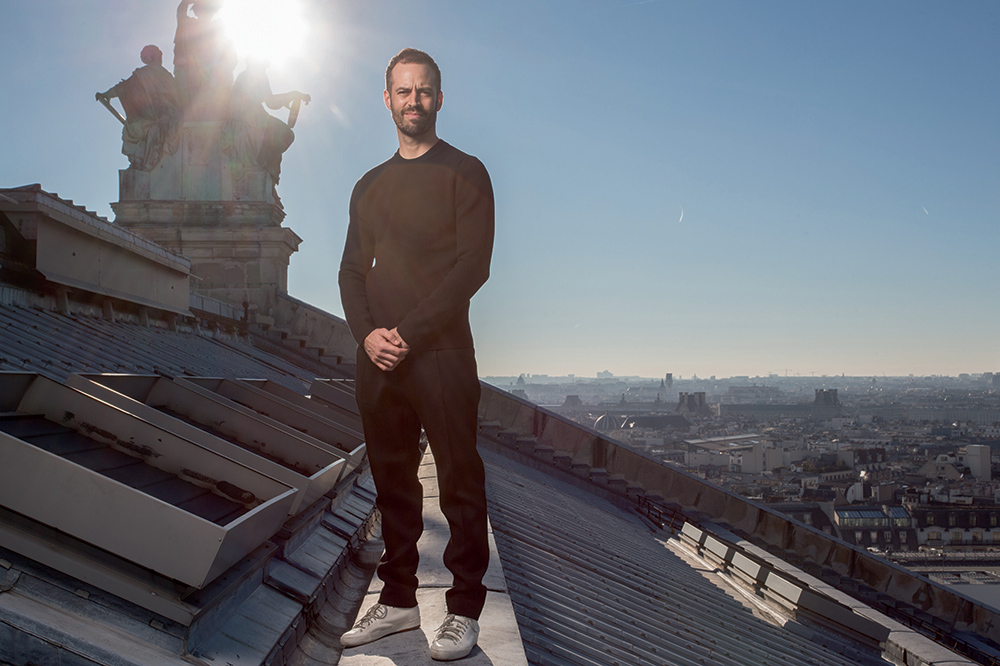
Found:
[219,0,310,68]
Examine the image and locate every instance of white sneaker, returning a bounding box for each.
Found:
[340,603,421,647]
[430,613,480,661]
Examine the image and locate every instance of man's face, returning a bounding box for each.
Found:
[384,62,442,139]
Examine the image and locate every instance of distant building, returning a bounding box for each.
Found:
[841,448,888,480]
[622,414,690,430]
[721,385,784,404]
[768,502,837,535]
[916,451,984,482]
[917,453,962,481]
[677,391,711,416]
[717,388,844,421]
[815,389,840,406]
[594,411,624,432]
[961,444,993,482]
[903,492,1000,550]
[833,506,917,551]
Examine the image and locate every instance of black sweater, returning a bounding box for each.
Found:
[339,140,495,353]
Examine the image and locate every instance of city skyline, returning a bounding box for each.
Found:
[486,370,997,381]
[3,1,997,378]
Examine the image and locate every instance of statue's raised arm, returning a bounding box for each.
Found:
[173,0,236,119]
[263,90,311,128]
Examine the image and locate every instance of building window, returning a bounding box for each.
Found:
[993,532,1000,543]
[884,531,892,544]
[972,532,983,543]
[991,514,998,527]
[951,531,962,543]
[949,514,958,527]
[855,531,864,543]
[970,514,978,527]
[928,530,942,541]
[927,513,937,527]
[870,531,879,544]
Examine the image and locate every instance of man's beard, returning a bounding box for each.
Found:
[392,103,437,138]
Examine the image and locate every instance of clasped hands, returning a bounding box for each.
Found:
[364,327,409,371]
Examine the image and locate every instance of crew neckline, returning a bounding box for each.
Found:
[396,139,446,162]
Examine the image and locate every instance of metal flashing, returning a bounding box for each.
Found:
[0,184,190,273]
[0,505,202,626]
[0,304,314,389]
[0,373,296,589]
[182,376,366,472]
[33,269,191,317]
[0,291,382,665]
[308,377,359,414]
[242,377,364,439]
[67,373,347,516]
[2,204,191,314]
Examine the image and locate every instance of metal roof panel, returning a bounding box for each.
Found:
[484,449,894,666]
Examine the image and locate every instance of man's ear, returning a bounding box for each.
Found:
[436,90,443,111]
[384,89,391,111]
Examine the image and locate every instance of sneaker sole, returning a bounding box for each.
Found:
[341,621,421,648]
[430,642,477,661]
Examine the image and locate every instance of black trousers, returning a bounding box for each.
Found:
[355,346,489,619]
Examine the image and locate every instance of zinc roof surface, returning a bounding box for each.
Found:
[0,303,313,390]
[0,300,379,666]
[0,302,974,666]
[483,448,894,666]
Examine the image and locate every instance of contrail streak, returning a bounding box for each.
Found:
[610,0,664,9]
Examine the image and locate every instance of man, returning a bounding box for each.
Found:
[338,48,494,661]
[96,45,181,170]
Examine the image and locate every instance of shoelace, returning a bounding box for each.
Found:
[354,604,388,629]
[436,614,471,643]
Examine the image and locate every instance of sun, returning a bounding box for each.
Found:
[218,0,310,68]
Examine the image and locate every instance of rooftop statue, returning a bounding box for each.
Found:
[100,1,309,214]
[173,0,236,119]
[96,45,181,171]
[223,59,310,185]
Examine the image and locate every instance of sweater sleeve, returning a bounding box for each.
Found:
[338,179,377,346]
[395,155,495,350]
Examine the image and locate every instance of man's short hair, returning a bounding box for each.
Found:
[140,45,163,65]
[385,48,441,92]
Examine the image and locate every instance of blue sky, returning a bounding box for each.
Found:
[3,1,997,378]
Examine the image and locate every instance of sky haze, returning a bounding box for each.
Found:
[3,1,997,378]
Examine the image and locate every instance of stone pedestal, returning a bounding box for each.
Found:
[117,225,301,319]
[115,122,283,212]
[112,120,299,319]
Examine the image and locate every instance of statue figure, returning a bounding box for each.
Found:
[222,58,310,185]
[173,0,236,119]
[96,45,181,171]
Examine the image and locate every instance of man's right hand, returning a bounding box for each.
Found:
[364,327,410,371]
